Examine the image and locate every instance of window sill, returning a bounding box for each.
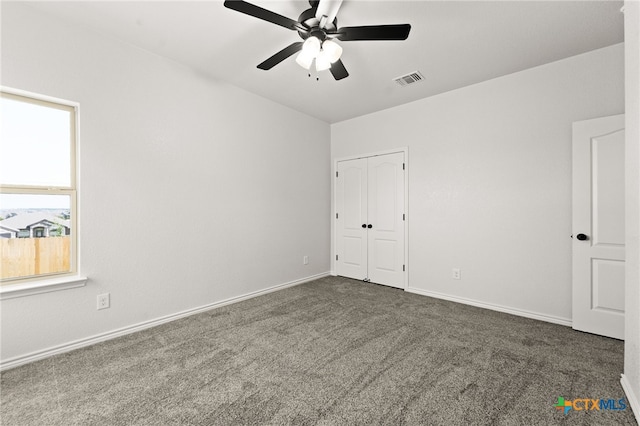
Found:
[0,275,87,300]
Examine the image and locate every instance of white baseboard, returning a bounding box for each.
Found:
[0,272,330,371]
[405,287,572,327]
[621,374,640,422]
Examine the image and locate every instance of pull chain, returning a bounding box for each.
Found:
[307,69,320,82]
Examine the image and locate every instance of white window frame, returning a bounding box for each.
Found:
[0,87,86,299]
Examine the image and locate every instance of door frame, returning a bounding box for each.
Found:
[332,147,409,290]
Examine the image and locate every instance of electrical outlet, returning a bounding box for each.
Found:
[452,268,461,280]
[97,293,110,310]
[303,255,309,265]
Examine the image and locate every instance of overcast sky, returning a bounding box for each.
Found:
[1,96,72,210]
[0,194,70,210]
[1,96,71,186]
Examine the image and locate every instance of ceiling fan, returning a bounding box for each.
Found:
[223,0,411,80]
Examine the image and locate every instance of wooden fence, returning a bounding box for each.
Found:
[1,237,70,280]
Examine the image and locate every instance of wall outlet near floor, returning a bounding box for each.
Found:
[303,255,309,265]
[452,268,461,280]
[97,293,110,310]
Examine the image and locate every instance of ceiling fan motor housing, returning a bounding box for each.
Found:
[297,7,338,40]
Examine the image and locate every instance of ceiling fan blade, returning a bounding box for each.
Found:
[224,0,306,32]
[336,24,411,41]
[257,42,304,70]
[330,59,349,80]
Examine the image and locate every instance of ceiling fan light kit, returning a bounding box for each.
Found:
[223,0,411,81]
[295,37,343,72]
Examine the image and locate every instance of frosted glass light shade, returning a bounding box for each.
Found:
[295,51,315,69]
[315,51,332,71]
[301,36,321,56]
[321,40,342,63]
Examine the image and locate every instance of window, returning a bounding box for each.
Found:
[0,89,78,285]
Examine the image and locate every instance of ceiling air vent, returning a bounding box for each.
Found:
[393,71,424,87]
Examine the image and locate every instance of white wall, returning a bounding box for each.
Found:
[624,0,640,419]
[0,3,330,363]
[331,44,624,323]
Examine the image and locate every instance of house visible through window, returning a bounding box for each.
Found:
[0,90,78,283]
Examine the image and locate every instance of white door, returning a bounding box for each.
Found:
[335,152,405,289]
[367,153,405,288]
[572,114,625,340]
[335,158,368,280]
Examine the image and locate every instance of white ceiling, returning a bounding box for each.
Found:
[24,1,624,123]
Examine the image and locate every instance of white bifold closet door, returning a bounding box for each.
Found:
[335,152,405,289]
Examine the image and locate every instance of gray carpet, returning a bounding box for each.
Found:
[1,276,637,425]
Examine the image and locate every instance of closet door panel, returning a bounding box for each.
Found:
[367,153,405,289]
[336,158,368,280]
